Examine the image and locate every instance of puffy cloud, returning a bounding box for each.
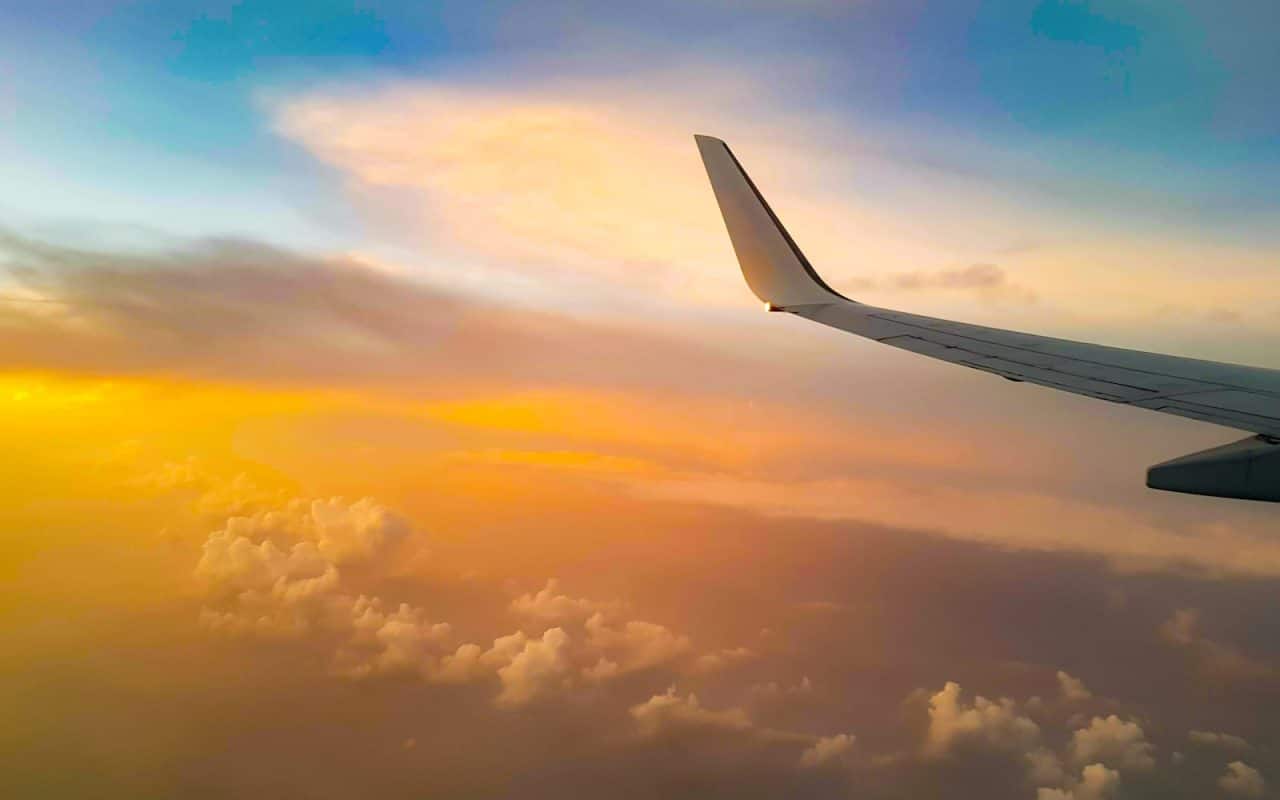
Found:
[1037,764,1120,800]
[193,491,456,684]
[581,612,691,681]
[1219,761,1267,798]
[922,682,1040,757]
[428,631,539,686]
[335,596,452,678]
[630,688,754,736]
[1068,716,1155,772]
[194,495,414,642]
[1056,671,1092,703]
[195,530,341,637]
[1160,609,1274,681]
[430,643,486,685]
[1026,747,1068,787]
[307,497,410,566]
[799,734,855,768]
[1187,729,1251,752]
[209,497,408,567]
[493,628,572,709]
[509,579,618,622]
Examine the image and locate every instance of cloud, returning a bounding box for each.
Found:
[582,612,692,680]
[690,646,756,675]
[15,229,1280,583]
[748,676,814,706]
[195,531,341,637]
[1160,609,1275,681]
[1187,730,1251,752]
[1056,671,1092,703]
[306,497,411,566]
[887,263,1036,302]
[1068,716,1155,772]
[1027,747,1068,786]
[1037,763,1120,800]
[799,734,855,768]
[891,263,1007,291]
[509,579,620,622]
[1219,761,1267,798]
[336,596,452,679]
[630,688,754,736]
[271,81,768,303]
[270,76,1091,315]
[921,682,1040,757]
[0,231,736,394]
[627,686,833,761]
[193,493,459,679]
[493,627,572,709]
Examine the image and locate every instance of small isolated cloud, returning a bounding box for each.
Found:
[1068,716,1155,772]
[1037,763,1120,800]
[846,263,1036,303]
[1160,609,1274,681]
[1219,761,1267,798]
[509,579,619,622]
[922,682,1040,757]
[630,688,754,737]
[799,733,855,768]
[1056,671,1092,703]
[690,646,755,675]
[1187,730,1251,752]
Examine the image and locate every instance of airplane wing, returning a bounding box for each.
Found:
[695,134,1280,502]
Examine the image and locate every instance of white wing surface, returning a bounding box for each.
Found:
[696,134,1280,501]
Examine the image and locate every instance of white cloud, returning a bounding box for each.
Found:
[195,530,341,637]
[1069,716,1155,772]
[1027,747,1068,787]
[509,579,618,622]
[1056,671,1092,703]
[691,646,755,675]
[1188,730,1251,752]
[306,497,410,566]
[1038,763,1120,800]
[494,627,572,709]
[335,596,452,678]
[630,688,754,736]
[1219,761,1267,798]
[194,496,414,641]
[582,612,691,680]
[799,734,855,768]
[922,682,1040,757]
[1160,609,1274,681]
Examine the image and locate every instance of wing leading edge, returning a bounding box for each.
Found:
[695,134,1280,502]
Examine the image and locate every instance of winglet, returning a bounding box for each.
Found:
[695,135,851,308]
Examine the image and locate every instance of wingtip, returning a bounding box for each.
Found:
[693,133,726,148]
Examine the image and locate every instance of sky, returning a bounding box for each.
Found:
[2,2,1280,798]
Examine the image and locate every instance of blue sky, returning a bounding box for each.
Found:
[4,1,1279,245]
